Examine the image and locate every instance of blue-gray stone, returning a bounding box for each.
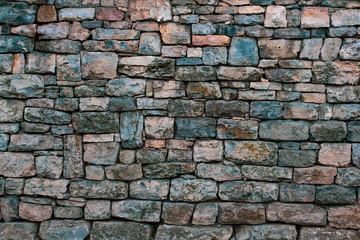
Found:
[250,101,283,119]
[120,111,143,149]
[175,66,216,81]
[216,24,244,36]
[25,107,71,125]
[192,23,216,35]
[259,120,309,141]
[202,47,227,66]
[176,58,203,66]
[106,78,146,97]
[329,27,357,37]
[55,0,81,8]
[0,36,34,53]
[72,112,120,133]
[251,0,274,5]
[352,144,360,167]
[39,220,90,240]
[273,28,310,39]
[0,134,9,151]
[316,185,356,204]
[0,54,14,73]
[228,37,259,66]
[82,21,103,29]
[168,100,204,117]
[0,2,37,25]
[75,85,106,97]
[279,184,315,202]
[206,100,249,117]
[278,150,317,167]
[138,33,161,55]
[91,222,152,240]
[0,75,44,99]
[311,28,327,38]
[278,142,299,150]
[310,121,347,142]
[136,148,167,164]
[336,168,360,187]
[175,118,216,138]
[235,15,264,25]
[35,40,82,54]
[109,97,137,111]
[56,55,81,81]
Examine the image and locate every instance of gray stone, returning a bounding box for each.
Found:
[175,118,216,138]
[206,100,249,117]
[55,0,81,7]
[273,28,310,39]
[59,8,95,21]
[192,23,216,35]
[18,202,52,222]
[54,206,83,219]
[259,120,309,141]
[120,111,144,148]
[0,222,38,240]
[91,221,152,240]
[312,61,360,85]
[105,164,142,181]
[265,69,312,83]
[193,140,223,162]
[112,200,161,222]
[236,224,298,240]
[0,2,37,25]
[202,47,227,65]
[0,100,25,123]
[197,163,242,182]
[136,148,167,164]
[162,202,194,225]
[168,100,204,117]
[83,40,139,53]
[56,54,81,81]
[218,203,266,224]
[192,202,218,226]
[321,38,342,61]
[153,81,186,98]
[0,134,9,151]
[92,29,140,40]
[217,119,258,140]
[284,102,319,120]
[109,97,137,111]
[137,98,169,110]
[347,121,360,142]
[280,184,315,203]
[333,104,360,120]
[64,135,84,179]
[219,181,278,202]
[258,39,301,59]
[170,178,217,202]
[69,180,128,199]
[129,0,171,22]
[24,178,69,199]
[316,185,356,204]
[336,168,360,187]
[35,40,82,54]
[24,107,71,125]
[0,54,14,73]
[36,156,63,179]
[155,224,233,240]
[241,165,292,182]
[224,140,277,165]
[250,101,283,119]
[187,82,222,99]
[310,121,347,142]
[228,37,259,66]
[235,15,264,25]
[217,66,263,81]
[37,22,70,40]
[327,86,360,103]
[84,200,111,220]
[9,134,63,151]
[299,227,360,240]
[81,52,118,79]
[84,142,119,165]
[145,117,174,139]
[0,36,34,53]
[238,90,275,101]
[352,144,360,167]
[130,179,170,200]
[138,32,161,55]
[39,220,90,240]
[175,66,216,81]
[340,38,360,60]
[300,38,323,60]
[278,150,316,167]
[143,163,196,178]
[0,196,19,222]
[25,53,56,74]
[332,9,360,26]
[0,74,44,98]
[73,112,119,133]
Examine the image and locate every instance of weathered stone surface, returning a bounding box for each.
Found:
[129,0,172,22]
[9,134,62,151]
[37,22,70,40]
[106,78,146,97]
[170,178,217,202]
[0,54,15,73]
[327,86,360,103]
[105,164,142,181]
[162,202,194,225]
[57,54,81,81]
[136,148,167,164]
[92,29,140,40]
[112,200,161,222]
[197,163,242,181]
[242,165,292,182]
[155,224,233,240]
[24,178,69,199]
[19,202,52,222]
[36,156,63,179]
[0,2,37,25]
[36,40,81,54]
[265,69,311,83]
[299,227,360,240]
[260,120,309,141]
[192,202,218,226]
[217,66,263,81]
[160,23,190,45]
[96,7,124,21]
[192,23,216,35]
[145,117,174,139]
[225,140,277,165]
[39,220,91,240]
[81,52,118,79]
[301,7,329,28]
[267,203,326,225]
[64,135,84,179]
[328,206,360,229]
[310,121,347,142]
[278,150,316,167]
[192,35,231,46]
[168,100,203,118]
[280,184,315,203]
[336,168,360,187]
[175,66,216,81]
[321,38,342,61]
[54,206,83,219]
[120,111,144,148]
[58,8,95,21]
[318,143,351,167]
[300,38,323,60]
[265,6,287,27]
[331,9,360,27]
[187,82,222,99]
[236,224,298,240]
[217,119,258,140]
[0,36,34,53]
[37,5,57,23]
[228,37,258,66]
[206,100,249,117]
[83,40,138,53]
[294,166,337,185]
[0,100,25,123]
[0,222,38,240]
[284,102,318,120]
[250,101,283,119]
[219,181,278,202]
[84,142,119,165]
[73,112,119,133]
[258,39,301,59]
[118,56,175,79]
[84,200,110,220]
[91,221,152,240]
[0,75,44,99]
[312,61,360,85]
[316,185,356,205]
[130,179,169,200]
[175,118,216,138]
[193,140,223,162]
[25,107,71,125]
[218,203,265,224]
[340,38,360,60]
[25,53,56,74]
[69,180,128,199]
[0,196,20,222]
[139,32,161,55]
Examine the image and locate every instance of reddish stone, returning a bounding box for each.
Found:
[12,54,25,74]
[162,46,187,58]
[135,21,159,32]
[96,7,124,21]
[294,166,337,185]
[11,24,36,37]
[69,22,90,41]
[328,206,360,229]
[318,143,351,167]
[19,202,52,222]
[192,35,231,47]
[218,203,265,224]
[160,23,190,45]
[110,21,133,29]
[238,6,265,14]
[37,5,57,23]
[301,7,329,28]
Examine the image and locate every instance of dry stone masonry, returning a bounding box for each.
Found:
[0,0,360,239]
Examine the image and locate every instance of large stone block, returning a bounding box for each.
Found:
[217,119,258,140]
[175,118,216,138]
[36,40,81,53]
[112,200,161,222]
[258,39,301,59]
[312,61,360,85]
[265,69,312,83]
[193,140,223,162]
[331,9,360,26]
[0,36,34,53]
[259,120,309,141]
[175,66,216,81]
[120,111,143,148]
[39,220,91,240]
[129,0,172,22]
[316,185,356,205]
[9,134,62,151]
[143,163,196,178]
[170,178,217,202]
[299,227,360,240]
[155,225,232,240]
[91,221,152,240]
[81,52,118,79]
[336,168,360,187]
[0,74,44,99]
[279,184,315,203]
[0,2,37,25]
[228,37,259,66]
[0,223,38,240]
[301,7,329,28]
[278,150,316,167]
[218,203,265,224]
[106,78,146,97]
[58,8,95,21]
[294,166,337,185]
[56,54,81,81]
[84,142,119,165]
[340,38,360,60]
[327,86,360,103]
[160,23,190,44]
[24,107,71,125]
[328,206,360,229]
[0,152,35,177]
[24,178,69,199]
[145,117,174,139]
[242,165,292,182]
[73,112,119,133]
[130,179,170,200]
[196,163,242,182]
[92,29,140,40]
[168,100,204,117]
[236,224,298,240]
[0,100,25,123]
[206,100,249,117]
[187,82,222,99]
[318,143,351,167]
[217,66,263,81]
[310,121,347,142]
[105,164,142,181]
[69,180,128,199]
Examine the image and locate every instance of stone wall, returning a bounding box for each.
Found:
[0,0,360,239]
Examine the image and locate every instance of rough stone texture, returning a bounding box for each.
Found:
[81,52,118,79]
[218,203,266,224]
[170,178,217,202]
[0,222,38,240]
[259,120,309,141]
[236,224,298,240]
[328,206,360,229]
[299,227,360,240]
[39,220,91,240]
[318,143,351,167]
[91,221,152,240]
[112,200,161,222]
[69,180,128,199]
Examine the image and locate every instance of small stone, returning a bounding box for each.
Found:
[70,180,128,199]
[35,39,81,54]
[86,165,104,180]
[162,202,194,225]
[84,142,119,165]
[301,7,329,28]
[328,206,360,229]
[238,5,265,14]
[218,203,265,224]
[280,184,315,202]
[9,134,62,151]
[193,140,223,162]
[217,66,263,81]
[192,35,231,46]
[56,54,81,81]
[19,202,52,222]
[85,200,111,220]
[259,120,309,141]
[175,118,216,138]
[170,178,217,202]
[128,0,172,22]
[155,225,233,240]
[187,82,222,99]
[192,203,218,226]
[96,7,124,21]
[145,117,174,139]
[109,97,136,111]
[336,168,360,187]
[278,150,316,167]
[284,102,319,120]
[162,46,187,58]
[138,32,161,55]
[136,148,167,164]
[112,200,161,222]
[69,22,90,41]
[54,206,83,219]
[264,6,287,27]
[153,81,185,98]
[202,47,227,65]
[340,38,360,60]
[294,166,337,185]
[105,164,142,181]
[160,23,190,44]
[58,8,95,21]
[39,220,91,240]
[81,52,118,79]
[24,107,71,125]
[130,179,169,200]
[192,23,216,35]
[83,40,138,53]
[0,99,25,123]
[55,0,81,7]
[37,5,57,22]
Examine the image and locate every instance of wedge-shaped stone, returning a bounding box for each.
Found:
[219,181,278,202]
[73,112,119,133]
[39,220,91,240]
[312,61,360,85]
[267,203,326,225]
[170,178,217,202]
[0,74,43,98]
[24,107,71,125]
[259,120,309,141]
[119,56,175,79]
[69,180,128,199]
[258,39,301,59]
[24,178,69,199]
[217,66,263,81]
[91,221,152,240]
[155,225,233,240]
[236,224,298,240]
[112,200,161,222]
[0,100,25,123]
[224,140,277,165]
[218,203,265,224]
[9,134,63,151]
[0,152,35,177]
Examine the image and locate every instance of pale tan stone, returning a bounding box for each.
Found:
[318,143,351,167]
[301,7,329,28]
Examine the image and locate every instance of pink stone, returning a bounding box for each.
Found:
[294,166,337,184]
[301,7,329,28]
[19,202,52,222]
[11,24,36,37]
[96,7,124,21]
[328,206,360,229]
[192,35,231,46]
[69,22,90,41]
[318,143,351,167]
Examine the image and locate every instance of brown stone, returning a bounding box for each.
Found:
[299,227,360,240]
[258,39,301,59]
[162,46,187,58]
[264,6,287,28]
[192,35,231,46]
[69,22,90,41]
[267,203,326,225]
[301,7,329,28]
[160,23,190,45]
[37,5,57,22]
[11,24,36,37]
[19,202,52,222]
[218,203,265,224]
[318,143,351,167]
[12,54,25,74]
[162,202,194,225]
[238,6,265,14]
[129,0,172,22]
[135,21,159,32]
[328,206,360,229]
[96,7,124,21]
[81,52,118,79]
[294,166,337,185]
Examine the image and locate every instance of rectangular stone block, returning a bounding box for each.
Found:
[294,166,337,185]
[217,119,258,140]
[175,118,216,138]
[170,178,217,202]
[9,134,63,151]
[64,135,84,179]
[120,111,143,149]
[73,112,119,133]
[70,180,128,199]
[112,200,161,222]
[218,203,266,224]
[328,206,360,229]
